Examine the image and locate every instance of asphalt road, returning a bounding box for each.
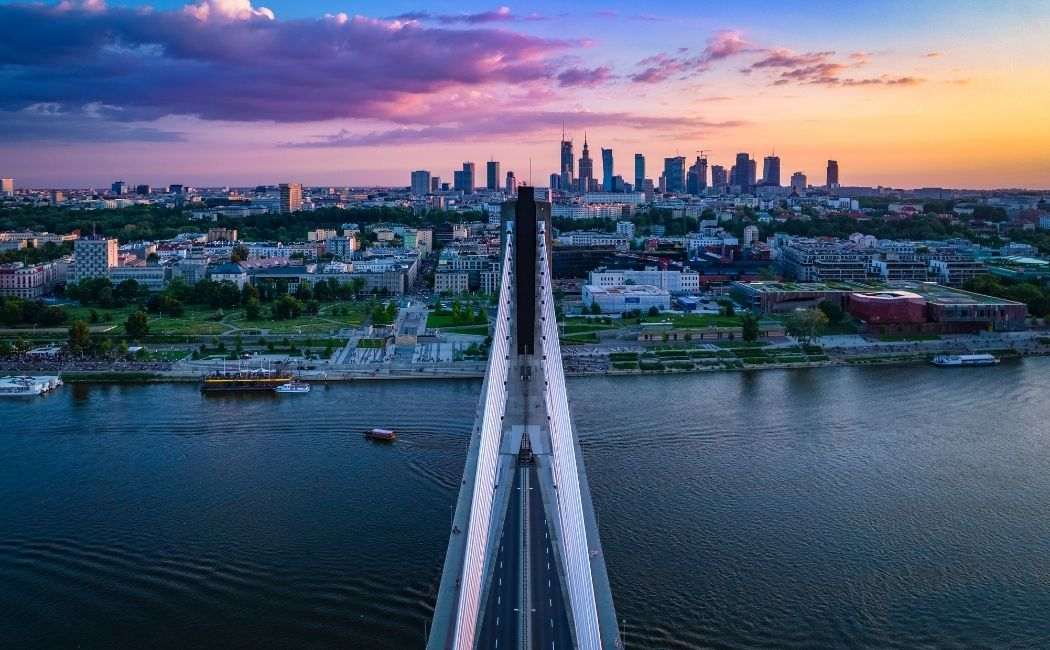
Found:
[477,463,573,649]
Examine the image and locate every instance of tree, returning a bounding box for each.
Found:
[125,311,149,340]
[718,299,736,317]
[244,297,261,320]
[818,299,845,325]
[0,340,12,357]
[230,245,250,263]
[272,294,303,320]
[647,305,660,316]
[784,308,828,345]
[741,312,760,343]
[68,320,91,355]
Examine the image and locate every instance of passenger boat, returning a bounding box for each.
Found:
[0,375,63,397]
[931,353,999,367]
[365,428,397,441]
[274,380,310,394]
[200,364,292,393]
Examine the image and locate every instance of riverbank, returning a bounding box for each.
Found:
[2,346,1045,383]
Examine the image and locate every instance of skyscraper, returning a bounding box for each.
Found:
[762,156,781,186]
[732,153,751,192]
[790,172,807,193]
[826,160,840,189]
[748,159,757,188]
[505,171,517,195]
[578,135,594,192]
[111,180,127,196]
[430,176,441,192]
[279,182,302,213]
[634,154,645,190]
[687,156,708,195]
[0,178,14,196]
[454,162,475,193]
[486,161,501,191]
[711,165,727,190]
[560,133,574,189]
[601,148,614,192]
[663,156,686,194]
[410,170,431,196]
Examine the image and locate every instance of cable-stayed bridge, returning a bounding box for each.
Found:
[428,187,621,649]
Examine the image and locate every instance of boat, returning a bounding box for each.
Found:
[365,428,397,441]
[200,363,292,393]
[931,353,1000,367]
[274,380,310,394]
[0,375,63,397]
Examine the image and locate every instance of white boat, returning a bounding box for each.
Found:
[0,375,63,396]
[931,353,999,367]
[274,380,311,394]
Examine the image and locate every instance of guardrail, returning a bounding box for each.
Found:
[451,237,513,649]
[536,225,603,650]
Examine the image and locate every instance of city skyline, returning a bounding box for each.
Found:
[1,0,1048,189]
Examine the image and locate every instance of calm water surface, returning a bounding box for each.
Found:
[2,360,1050,648]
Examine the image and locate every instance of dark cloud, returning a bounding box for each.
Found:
[0,2,570,126]
[284,112,746,147]
[0,103,184,143]
[556,66,614,87]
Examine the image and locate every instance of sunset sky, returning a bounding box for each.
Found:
[1,0,1048,189]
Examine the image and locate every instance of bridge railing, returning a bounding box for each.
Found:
[451,235,514,649]
[536,226,603,650]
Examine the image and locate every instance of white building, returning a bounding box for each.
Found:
[582,284,670,314]
[616,221,636,239]
[557,231,630,250]
[72,237,118,283]
[434,271,470,294]
[588,267,699,294]
[108,265,170,291]
[743,225,760,247]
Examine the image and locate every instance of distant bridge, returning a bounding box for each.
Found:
[428,187,621,649]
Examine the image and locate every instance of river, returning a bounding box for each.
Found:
[2,359,1050,648]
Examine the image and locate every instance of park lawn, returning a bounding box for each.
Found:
[561,322,617,335]
[148,306,232,335]
[227,301,367,335]
[427,311,488,329]
[357,338,387,348]
[641,313,744,328]
[442,324,491,335]
[58,304,139,330]
[319,301,368,326]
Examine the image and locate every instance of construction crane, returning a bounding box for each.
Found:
[696,149,711,160]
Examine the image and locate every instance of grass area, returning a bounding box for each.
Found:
[426,306,488,329]
[611,362,638,370]
[149,306,231,335]
[609,352,639,362]
[641,313,743,328]
[561,323,616,335]
[356,338,387,349]
[230,301,368,335]
[441,324,491,336]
